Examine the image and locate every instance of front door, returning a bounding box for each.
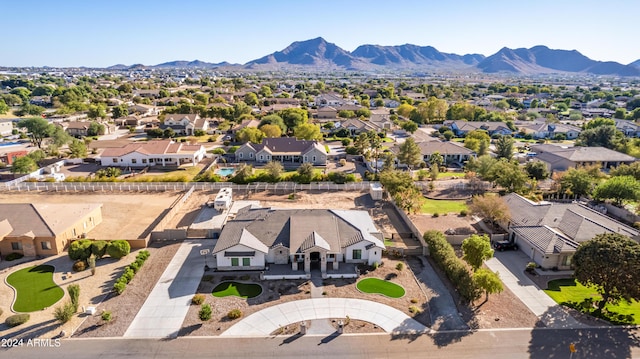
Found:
[310,251,320,270]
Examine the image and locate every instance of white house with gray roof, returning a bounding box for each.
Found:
[211,208,384,278]
[501,193,639,270]
[235,137,327,167]
[530,144,637,173]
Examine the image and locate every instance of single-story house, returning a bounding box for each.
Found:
[128,104,160,117]
[501,193,639,270]
[211,207,384,277]
[614,119,640,138]
[231,119,260,138]
[390,140,476,166]
[443,120,513,137]
[99,139,206,167]
[64,121,92,137]
[160,114,209,136]
[0,203,103,257]
[115,115,143,128]
[530,144,637,173]
[235,137,327,166]
[516,121,581,140]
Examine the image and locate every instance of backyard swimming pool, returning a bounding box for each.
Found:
[215,167,236,177]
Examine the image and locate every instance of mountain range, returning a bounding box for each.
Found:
[112,37,640,76]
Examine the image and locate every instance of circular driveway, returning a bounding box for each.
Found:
[221,298,428,336]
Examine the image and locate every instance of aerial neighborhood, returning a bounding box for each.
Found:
[2,36,640,358]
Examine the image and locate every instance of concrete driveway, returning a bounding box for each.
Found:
[486,250,585,328]
[124,240,214,338]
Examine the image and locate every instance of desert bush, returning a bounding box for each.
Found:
[113,281,126,295]
[396,262,404,271]
[67,284,80,311]
[107,240,130,259]
[199,304,212,321]
[54,302,76,323]
[409,305,422,314]
[88,255,96,275]
[459,209,468,216]
[129,261,140,273]
[5,314,30,327]
[69,239,93,261]
[192,294,205,305]
[101,310,112,322]
[227,309,243,320]
[410,298,418,304]
[91,240,108,259]
[73,260,86,272]
[433,212,439,218]
[5,252,23,261]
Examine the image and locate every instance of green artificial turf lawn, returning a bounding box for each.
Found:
[356,278,405,298]
[420,198,468,214]
[544,278,640,324]
[6,265,64,312]
[212,281,262,299]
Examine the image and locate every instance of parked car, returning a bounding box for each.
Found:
[493,240,518,251]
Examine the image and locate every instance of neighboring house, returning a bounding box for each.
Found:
[133,89,160,98]
[315,106,338,119]
[231,119,260,138]
[160,114,209,136]
[516,121,581,140]
[0,203,103,257]
[211,207,384,277]
[501,193,639,270]
[63,121,92,137]
[0,120,13,136]
[115,115,143,128]
[614,119,640,138]
[314,93,346,107]
[390,140,476,166]
[235,137,327,166]
[0,149,28,165]
[530,144,637,173]
[128,104,160,117]
[443,120,513,137]
[338,118,383,136]
[99,139,206,167]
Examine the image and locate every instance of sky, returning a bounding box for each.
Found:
[2,0,639,68]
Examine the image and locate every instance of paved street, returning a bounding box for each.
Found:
[5,327,639,359]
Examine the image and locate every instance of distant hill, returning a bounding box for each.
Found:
[478,46,640,76]
[104,39,640,76]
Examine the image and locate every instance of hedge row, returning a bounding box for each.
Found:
[423,230,481,303]
[113,250,150,295]
[69,240,130,261]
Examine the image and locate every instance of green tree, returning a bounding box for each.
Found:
[379,170,414,196]
[473,268,504,301]
[10,156,37,173]
[258,85,272,98]
[557,166,604,198]
[610,162,640,180]
[338,110,356,118]
[258,114,286,133]
[593,176,640,205]
[244,92,259,106]
[400,121,418,133]
[462,234,494,271]
[236,127,264,144]
[17,117,53,148]
[162,128,175,139]
[397,137,422,170]
[429,151,444,169]
[112,104,129,119]
[264,161,283,182]
[396,103,415,118]
[524,161,549,180]
[50,125,72,147]
[573,233,640,312]
[259,124,282,138]
[296,162,315,183]
[469,195,510,226]
[279,108,309,130]
[494,135,514,160]
[0,99,9,114]
[293,123,322,140]
[106,240,130,259]
[87,122,106,136]
[87,103,107,120]
[490,160,528,193]
[68,139,87,158]
[464,130,490,156]
[576,125,624,149]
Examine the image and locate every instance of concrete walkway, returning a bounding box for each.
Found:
[486,250,585,328]
[124,240,212,338]
[221,298,428,337]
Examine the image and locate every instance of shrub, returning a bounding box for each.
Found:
[432,212,439,218]
[5,314,30,327]
[73,260,86,272]
[192,294,205,305]
[107,240,130,259]
[88,255,96,275]
[410,298,418,304]
[113,281,126,295]
[54,302,76,323]
[5,252,24,261]
[121,268,134,283]
[91,240,108,259]
[101,310,112,322]
[459,209,468,216]
[396,262,404,271]
[67,284,80,311]
[199,303,212,321]
[409,305,422,314]
[372,262,379,270]
[69,239,93,261]
[227,309,243,320]
[424,230,480,303]
[129,261,141,273]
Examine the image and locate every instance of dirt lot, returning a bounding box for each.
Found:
[0,192,180,239]
[179,257,429,336]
